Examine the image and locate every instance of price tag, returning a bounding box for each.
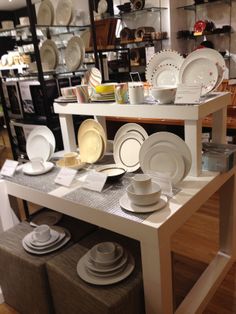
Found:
[175,84,202,104]
[54,168,77,187]
[82,171,107,192]
[0,160,19,177]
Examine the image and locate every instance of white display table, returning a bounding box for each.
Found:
[3,164,236,314]
[54,92,230,176]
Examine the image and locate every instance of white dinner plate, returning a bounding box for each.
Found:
[141,145,185,185]
[78,119,107,157]
[37,1,53,25]
[113,132,144,172]
[179,57,218,96]
[26,134,51,163]
[97,0,108,14]
[139,132,192,179]
[114,123,148,146]
[182,48,226,90]
[79,129,103,164]
[22,228,71,255]
[150,64,179,87]
[22,161,54,176]
[26,126,56,160]
[80,29,91,49]
[77,252,135,285]
[119,194,168,213]
[146,50,184,84]
[56,0,72,25]
[65,36,85,71]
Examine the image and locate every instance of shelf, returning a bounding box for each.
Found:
[118,37,169,47]
[177,0,232,11]
[0,64,28,72]
[118,6,168,17]
[177,30,231,40]
[0,24,91,38]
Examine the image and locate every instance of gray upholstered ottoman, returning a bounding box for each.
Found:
[46,229,144,314]
[0,220,96,314]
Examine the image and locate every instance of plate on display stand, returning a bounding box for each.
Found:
[22,161,54,176]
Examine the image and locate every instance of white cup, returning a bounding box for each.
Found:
[74,85,89,103]
[33,224,51,243]
[132,174,152,194]
[128,82,144,104]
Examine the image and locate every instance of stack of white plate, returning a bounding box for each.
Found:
[40,40,59,70]
[22,227,71,255]
[78,119,107,164]
[139,132,192,185]
[77,242,135,285]
[113,123,148,172]
[146,49,184,88]
[23,126,55,175]
[146,48,226,97]
[178,48,226,96]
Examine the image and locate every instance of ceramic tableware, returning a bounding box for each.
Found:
[33,224,51,243]
[126,181,161,206]
[56,0,72,25]
[150,64,179,87]
[65,36,85,71]
[79,129,103,163]
[90,242,116,263]
[31,158,45,172]
[26,134,51,163]
[114,123,148,145]
[31,210,63,226]
[151,86,177,104]
[63,152,78,166]
[131,174,152,194]
[61,87,76,98]
[114,83,128,104]
[128,82,144,104]
[95,164,126,182]
[22,161,54,176]
[74,85,89,103]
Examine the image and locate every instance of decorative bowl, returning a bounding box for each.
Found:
[95,83,116,95]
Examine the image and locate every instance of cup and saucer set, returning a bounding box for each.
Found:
[22,224,71,255]
[77,241,135,285]
[119,174,168,213]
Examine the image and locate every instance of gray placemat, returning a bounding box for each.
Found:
[4,166,60,194]
[64,174,152,223]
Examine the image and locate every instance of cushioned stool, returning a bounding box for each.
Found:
[46,229,144,314]
[0,220,96,314]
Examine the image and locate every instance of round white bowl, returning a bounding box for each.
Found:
[126,182,161,206]
[151,86,177,104]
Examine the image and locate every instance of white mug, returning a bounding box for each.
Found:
[33,224,51,243]
[132,174,152,194]
[128,82,144,104]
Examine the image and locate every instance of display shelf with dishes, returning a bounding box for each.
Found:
[176,0,235,78]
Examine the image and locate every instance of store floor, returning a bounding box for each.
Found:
[0,128,235,314]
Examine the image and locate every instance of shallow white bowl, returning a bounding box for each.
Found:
[151,86,177,104]
[126,182,161,206]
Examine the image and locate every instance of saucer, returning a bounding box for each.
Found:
[56,158,85,170]
[119,194,167,213]
[86,264,126,278]
[77,252,135,285]
[22,228,71,255]
[55,96,77,103]
[22,161,54,176]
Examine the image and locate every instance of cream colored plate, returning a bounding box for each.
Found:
[65,36,85,71]
[37,1,53,25]
[79,129,103,164]
[40,40,58,70]
[80,29,91,49]
[78,119,107,158]
[56,0,72,25]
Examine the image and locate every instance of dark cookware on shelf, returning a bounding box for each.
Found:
[120,27,136,41]
[194,20,215,33]
[130,0,145,10]
[134,27,155,40]
[117,2,131,13]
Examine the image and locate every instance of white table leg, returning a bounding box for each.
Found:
[219,173,236,257]
[212,107,227,144]
[141,233,173,314]
[184,119,202,176]
[59,114,77,152]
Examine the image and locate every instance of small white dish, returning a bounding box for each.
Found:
[22,161,54,176]
[77,252,135,285]
[95,164,126,182]
[119,194,167,213]
[151,86,177,104]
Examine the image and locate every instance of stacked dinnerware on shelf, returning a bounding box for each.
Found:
[78,119,107,164]
[146,48,226,97]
